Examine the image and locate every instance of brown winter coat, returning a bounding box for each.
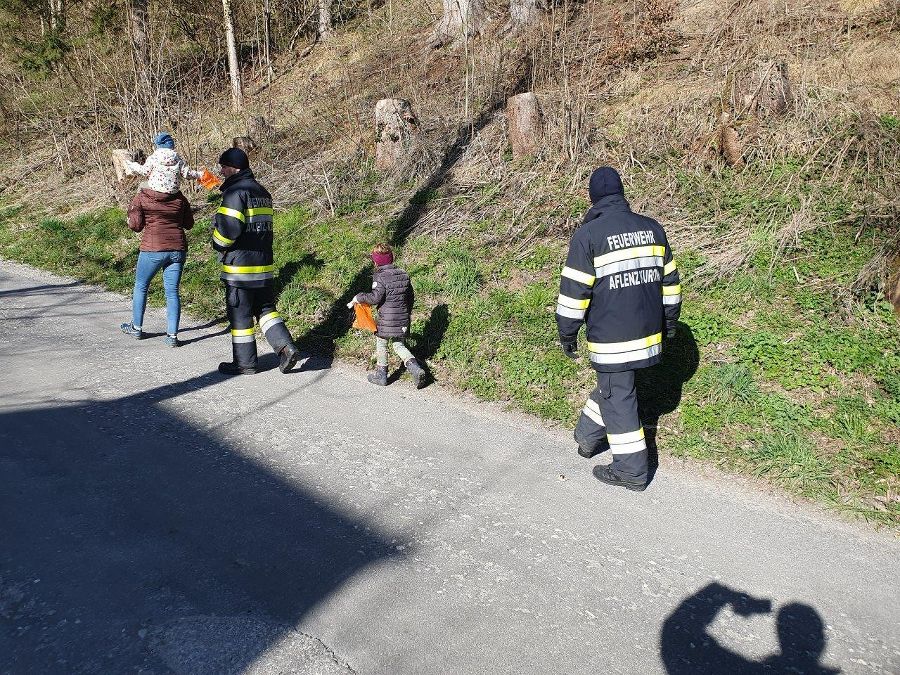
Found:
[127,189,194,252]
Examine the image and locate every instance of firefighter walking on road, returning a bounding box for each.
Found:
[212,147,301,376]
[557,167,682,491]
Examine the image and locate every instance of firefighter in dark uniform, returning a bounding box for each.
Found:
[212,147,300,375]
[557,167,682,491]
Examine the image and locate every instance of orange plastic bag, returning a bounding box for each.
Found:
[198,169,222,190]
[352,303,377,332]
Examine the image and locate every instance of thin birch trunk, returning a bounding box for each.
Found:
[222,0,243,112]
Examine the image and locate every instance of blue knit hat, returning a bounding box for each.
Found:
[153,132,175,150]
[588,167,624,203]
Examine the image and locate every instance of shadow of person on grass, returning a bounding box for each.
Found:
[393,303,451,388]
[291,67,530,364]
[274,254,324,298]
[660,582,840,674]
[635,320,699,483]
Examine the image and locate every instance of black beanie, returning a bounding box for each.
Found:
[218,147,250,170]
[588,166,624,203]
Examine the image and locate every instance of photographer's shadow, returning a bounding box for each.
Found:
[635,320,699,483]
[660,582,840,674]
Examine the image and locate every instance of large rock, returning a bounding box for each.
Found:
[374,99,419,171]
[506,92,544,159]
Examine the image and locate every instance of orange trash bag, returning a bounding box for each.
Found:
[352,303,377,332]
[198,169,222,190]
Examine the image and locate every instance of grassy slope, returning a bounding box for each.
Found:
[2,165,898,527]
[1,1,898,526]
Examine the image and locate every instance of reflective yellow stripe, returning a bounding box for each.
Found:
[587,333,662,354]
[231,328,255,336]
[259,312,280,324]
[663,284,682,296]
[557,294,590,310]
[594,245,666,269]
[217,206,246,222]
[663,259,677,275]
[221,265,275,274]
[607,428,645,444]
[561,266,596,286]
[246,207,274,217]
[213,229,235,246]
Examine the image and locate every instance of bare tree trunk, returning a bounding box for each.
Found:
[128,0,151,88]
[222,0,243,112]
[427,0,485,49]
[508,0,542,32]
[49,0,65,32]
[263,0,273,81]
[318,0,334,41]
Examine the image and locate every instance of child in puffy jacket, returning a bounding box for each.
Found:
[125,132,202,194]
[349,243,427,388]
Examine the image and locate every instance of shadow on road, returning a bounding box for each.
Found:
[0,372,400,672]
[660,582,839,674]
[0,281,81,297]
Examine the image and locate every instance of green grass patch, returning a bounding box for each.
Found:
[1,183,898,528]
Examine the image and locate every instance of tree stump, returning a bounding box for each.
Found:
[111,148,146,181]
[506,93,543,159]
[718,113,744,168]
[427,0,485,48]
[733,59,794,118]
[232,136,260,156]
[508,0,544,32]
[375,99,419,172]
[248,115,275,141]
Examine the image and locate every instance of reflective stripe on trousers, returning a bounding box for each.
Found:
[574,369,648,482]
[225,285,294,369]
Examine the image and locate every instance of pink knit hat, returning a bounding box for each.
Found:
[371,249,394,266]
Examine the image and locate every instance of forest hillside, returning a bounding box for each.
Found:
[0,0,898,525]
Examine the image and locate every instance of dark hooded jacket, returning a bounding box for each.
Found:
[355,264,414,339]
[211,168,275,288]
[556,193,682,372]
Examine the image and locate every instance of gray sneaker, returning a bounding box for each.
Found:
[120,322,143,339]
[164,334,180,347]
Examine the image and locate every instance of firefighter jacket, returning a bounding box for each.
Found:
[556,193,682,372]
[211,168,276,288]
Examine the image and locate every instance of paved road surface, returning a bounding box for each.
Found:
[1,260,898,674]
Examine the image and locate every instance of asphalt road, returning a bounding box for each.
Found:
[1,260,898,674]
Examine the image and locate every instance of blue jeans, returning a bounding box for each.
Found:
[132,250,185,336]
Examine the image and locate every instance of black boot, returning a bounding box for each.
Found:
[592,465,646,492]
[367,365,388,386]
[218,361,257,376]
[279,343,300,374]
[405,359,427,389]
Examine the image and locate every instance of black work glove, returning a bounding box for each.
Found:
[560,339,578,360]
[665,323,677,341]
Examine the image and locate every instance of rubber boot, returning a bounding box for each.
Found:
[218,361,257,376]
[405,359,427,390]
[367,365,388,386]
[279,343,300,374]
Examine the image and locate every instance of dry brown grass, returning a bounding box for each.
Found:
[2,0,898,290]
